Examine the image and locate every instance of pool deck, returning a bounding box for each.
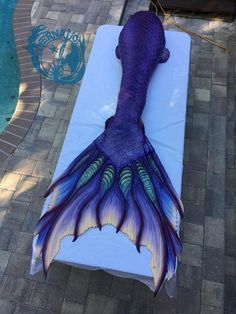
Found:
[0,0,41,163]
[0,0,235,313]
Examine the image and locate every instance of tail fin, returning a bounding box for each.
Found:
[34,136,183,295]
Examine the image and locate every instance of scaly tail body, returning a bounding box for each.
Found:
[34,11,183,295]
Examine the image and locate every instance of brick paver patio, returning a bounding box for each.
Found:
[0,0,235,313]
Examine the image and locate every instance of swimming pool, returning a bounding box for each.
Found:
[0,0,19,133]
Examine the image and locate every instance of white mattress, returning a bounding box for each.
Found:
[31,25,191,291]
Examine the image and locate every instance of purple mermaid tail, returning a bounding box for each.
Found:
[34,11,184,295]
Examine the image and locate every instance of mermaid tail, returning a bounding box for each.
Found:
[33,11,184,295]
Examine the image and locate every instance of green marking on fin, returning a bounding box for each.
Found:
[148,156,163,182]
[101,165,115,195]
[136,160,156,204]
[73,153,92,172]
[119,167,132,198]
[77,156,104,188]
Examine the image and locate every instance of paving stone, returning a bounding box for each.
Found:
[22,212,40,233]
[11,199,30,213]
[0,170,5,182]
[0,173,21,191]
[52,102,73,122]
[61,301,84,314]
[0,275,35,304]
[89,270,112,295]
[194,100,210,113]
[14,139,52,160]
[0,250,11,276]
[203,247,224,283]
[53,87,71,104]
[37,102,57,118]
[25,260,45,282]
[225,213,236,258]
[13,176,38,202]
[65,267,90,304]
[107,1,125,24]
[29,196,45,214]
[196,56,212,77]
[181,242,203,267]
[208,134,226,152]
[35,178,51,197]
[0,204,27,232]
[183,168,206,189]
[225,210,236,258]
[51,131,66,150]
[0,228,19,251]
[15,232,33,255]
[226,168,236,191]
[46,146,61,163]
[7,157,36,175]
[209,114,226,138]
[224,275,236,313]
[183,222,203,245]
[110,276,134,301]
[5,253,30,277]
[201,305,223,314]
[132,281,154,304]
[226,154,234,171]
[29,282,47,308]
[0,189,14,208]
[14,304,37,314]
[212,84,227,97]
[84,294,119,314]
[38,118,60,142]
[33,161,56,178]
[205,188,224,219]
[0,156,11,171]
[157,284,178,304]
[183,200,205,225]
[207,172,224,191]
[227,97,235,120]
[70,14,84,24]
[57,119,70,135]
[202,280,224,308]
[118,300,130,314]
[208,148,225,174]
[204,217,224,249]
[154,301,177,314]
[210,97,227,115]
[129,302,154,314]
[224,256,236,276]
[177,287,200,314]
[192,76,211,89]
[0,299,16,314]
[182,186,205,205]
[212,72,227,86]
[103,296,120,314]
[188,152,207,171]
[47,262,70,286]
[37,309,60,314]
[194,88,210,102]
[178,263,202,290]
[189,139,208,168]
[227,81,235,101]
[46,11,60,20]
[192,113,209,141]
[43,284,65,312]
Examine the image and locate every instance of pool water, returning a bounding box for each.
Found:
[0,0,19,133]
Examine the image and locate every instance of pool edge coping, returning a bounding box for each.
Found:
[0,0,41,164]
